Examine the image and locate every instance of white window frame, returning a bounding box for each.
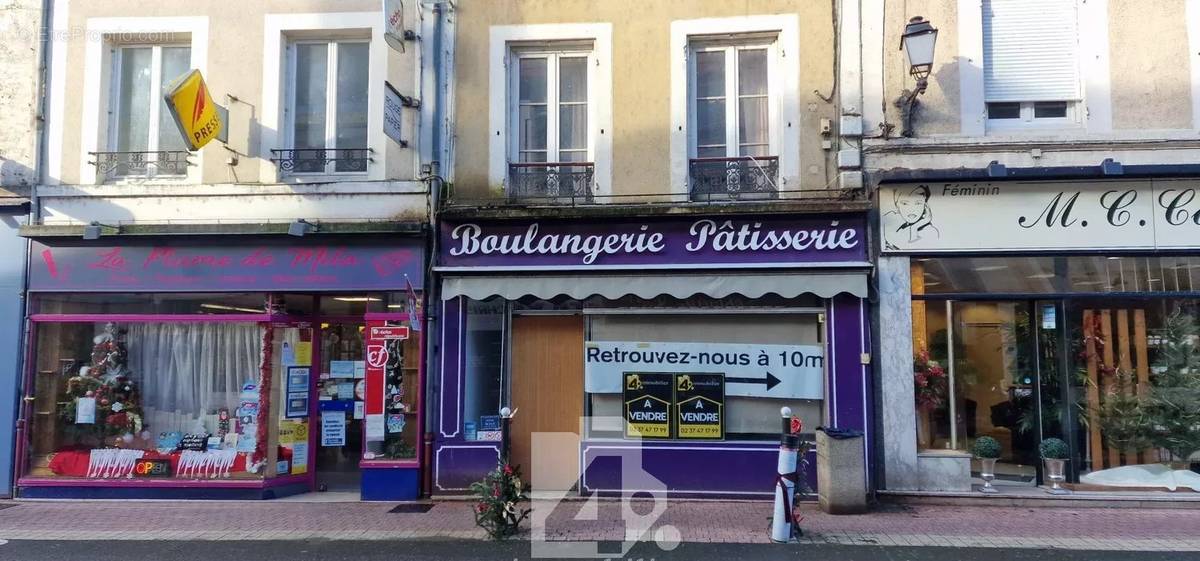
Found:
[488,23,613,197]
[506,45,595,166]
[79,17,209,186]
[260,12,386,184]
[106,44,192,177]
[686,36,780,160]
[670,15,800,200]
[985,100,1082,131]
[283,38,372,176]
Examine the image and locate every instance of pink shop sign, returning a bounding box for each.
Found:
[30,241,424,292]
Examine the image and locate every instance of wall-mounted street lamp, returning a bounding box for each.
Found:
[895,16,938,137]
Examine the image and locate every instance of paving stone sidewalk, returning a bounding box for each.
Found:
[0,499,1198,552]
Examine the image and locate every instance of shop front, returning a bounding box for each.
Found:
[16,237,426,500]
[879,178,1200,495]
[432,213,873,497]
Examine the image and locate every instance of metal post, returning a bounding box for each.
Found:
[772,407,800,543]
[500,406,512,464]
[946,300,957,449]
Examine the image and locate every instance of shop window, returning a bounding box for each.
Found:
[98,44,193,180]
[279,40,371,175]
[28,321,268,480]
[586,312,823,440]
[462,299,505,437]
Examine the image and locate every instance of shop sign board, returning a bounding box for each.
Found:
[674,373,724,440]
[622,372,673,439]
[30,241,424,292]
[585,341,824,400]
[133,459,172,478]
[163,69,224,150]
[384,82,405,146]
[439,215,867,270]
[383,0,406,52]
[880,179,1200,253]
[370,326,410,340]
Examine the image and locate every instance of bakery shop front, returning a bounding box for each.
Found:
[432,213,873,497]
[15,237,426,500]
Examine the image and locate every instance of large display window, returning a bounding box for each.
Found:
[912,256,1200,491]
[28,320,271,480]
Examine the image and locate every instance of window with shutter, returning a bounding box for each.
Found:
[982,0,1082,127]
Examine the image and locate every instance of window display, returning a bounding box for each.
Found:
[30,321,268,480]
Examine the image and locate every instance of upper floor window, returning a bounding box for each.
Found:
[99,45,192,179]
[687,35,779,199]
[279,40,370,174]
[983,0,1081,129]
[507,44,594,201]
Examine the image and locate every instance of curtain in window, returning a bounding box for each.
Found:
[125,323,263,435]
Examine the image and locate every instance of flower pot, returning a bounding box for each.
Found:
[979,457,999,494]
[1043,458,1070,495]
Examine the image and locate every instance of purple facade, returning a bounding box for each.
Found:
[433,214,872,498]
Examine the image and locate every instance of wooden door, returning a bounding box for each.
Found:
[509,315,584,490]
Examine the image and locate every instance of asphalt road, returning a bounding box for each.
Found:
[0,540,1194,561]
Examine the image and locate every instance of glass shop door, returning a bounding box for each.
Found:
[315,321,366,493]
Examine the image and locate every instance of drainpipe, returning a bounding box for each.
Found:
[420,0,452,499]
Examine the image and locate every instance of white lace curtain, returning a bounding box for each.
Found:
[125,323,263,435]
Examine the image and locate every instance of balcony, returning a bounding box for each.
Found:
[270,148,374,175]
[507,162,595,203]
[88,151,193,181]
[688,156,779,201]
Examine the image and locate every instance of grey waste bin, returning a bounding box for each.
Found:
[816,427,867,514]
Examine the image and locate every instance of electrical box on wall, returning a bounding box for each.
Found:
[837,150,860,169]
[839,115,863,137]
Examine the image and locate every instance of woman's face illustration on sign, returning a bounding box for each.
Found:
[894,185,931,225]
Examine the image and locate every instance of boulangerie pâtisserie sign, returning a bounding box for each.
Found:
[880,179,1200,253]
[438,215,867,270]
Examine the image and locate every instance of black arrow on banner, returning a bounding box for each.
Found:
[725,372,781,391]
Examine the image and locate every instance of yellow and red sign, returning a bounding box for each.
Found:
[163,69,223,150]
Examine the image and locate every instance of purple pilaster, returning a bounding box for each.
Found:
[826,294,873,491]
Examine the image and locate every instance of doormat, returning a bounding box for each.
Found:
[389,503,435,513]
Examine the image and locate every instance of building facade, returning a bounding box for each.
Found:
[16,0,436,500]
[864,0,1200,495]
[0,0,40,499]
[430,0,873,498]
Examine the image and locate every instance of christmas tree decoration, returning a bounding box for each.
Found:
[59,323,145,446]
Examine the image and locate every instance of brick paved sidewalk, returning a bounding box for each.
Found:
[0,498,1198,552]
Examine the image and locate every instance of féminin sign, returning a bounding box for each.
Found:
[881,179,1200,253]
[439,215,867,269]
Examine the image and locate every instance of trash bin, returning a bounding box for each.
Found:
[816,427,867,514]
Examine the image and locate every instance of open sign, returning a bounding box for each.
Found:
[133,459,172,477]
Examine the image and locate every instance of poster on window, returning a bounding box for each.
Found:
[622,372,673,439]
[585,341,824,400]
[674,373,724,440]
[321,412,346,447]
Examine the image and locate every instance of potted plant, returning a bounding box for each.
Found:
[1039,437,1071,495]
[972,436,1002,494]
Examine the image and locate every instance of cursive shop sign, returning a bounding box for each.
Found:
[880,179,1200,253]
[438,215,867,270]
[30,241,424,292]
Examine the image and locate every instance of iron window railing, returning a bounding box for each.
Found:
[507,162,595,202]
[688,156,779,201]
[269,148,373,174]
[88,151,193,181]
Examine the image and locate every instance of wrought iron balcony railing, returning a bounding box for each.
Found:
[270,148,373,174]
[88,151,193,181]
[507,162,595,202]
[688,156,779,201]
